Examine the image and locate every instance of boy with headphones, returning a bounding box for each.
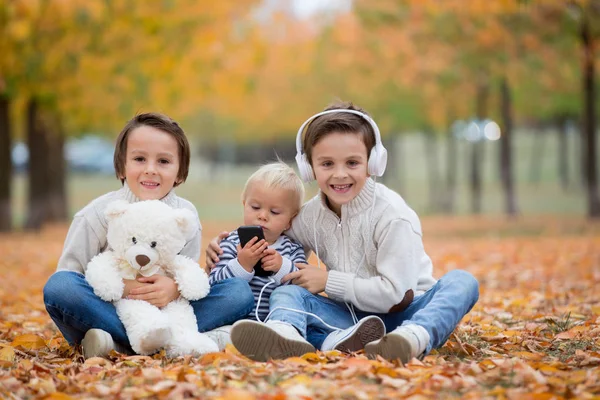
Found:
[208,101,480,363]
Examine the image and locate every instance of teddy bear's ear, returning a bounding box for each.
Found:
[173,208,198,240]
[105,200,130,222]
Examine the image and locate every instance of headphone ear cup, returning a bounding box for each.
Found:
[368,144,388,176]
[295,153,315,182]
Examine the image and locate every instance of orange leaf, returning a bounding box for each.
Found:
[43,393,74,400]
[513,351,544,361]
[11,334,47,350]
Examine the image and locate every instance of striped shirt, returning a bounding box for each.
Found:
[209,231,306,320]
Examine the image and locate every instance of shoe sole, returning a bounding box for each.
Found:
[231,321,315,362]
[364,333,412,364]
[334,316,386,353]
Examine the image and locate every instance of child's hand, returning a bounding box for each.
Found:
[283,263,328,294]
[261,248,283,273]
[127,275,179,308]
[237,237,268,272]
[205,231,229,268]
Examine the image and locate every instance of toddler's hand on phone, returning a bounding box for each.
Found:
[237,237,268,272]
[261,248,283,273]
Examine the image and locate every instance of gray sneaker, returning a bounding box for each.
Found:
[231,320,315,362]
[81,329,130,359]
[365,324,430,363]
[321,315,386,353]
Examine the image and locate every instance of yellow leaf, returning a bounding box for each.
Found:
[375,366,399,377]
[284,357,309,365]
[0,347,15,362]
[279,374,312,387]
[300,352,322,362]
[19,359,33,370]
[11,334,46,350]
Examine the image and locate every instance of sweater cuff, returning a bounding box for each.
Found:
[325,270,353,302]
[272,257,293,285]
[228,259,255,282]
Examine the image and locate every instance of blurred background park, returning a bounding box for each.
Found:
[1,0,599,232]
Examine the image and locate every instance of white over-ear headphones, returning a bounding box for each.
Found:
[295,109,388,183]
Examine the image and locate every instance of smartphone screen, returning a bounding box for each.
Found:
[237,225,273,277]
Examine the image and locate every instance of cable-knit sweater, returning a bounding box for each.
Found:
[286,178,437,313]
[56,183,201,274]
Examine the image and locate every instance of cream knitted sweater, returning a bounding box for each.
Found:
[56,183,201,274]
[287,178,437,313]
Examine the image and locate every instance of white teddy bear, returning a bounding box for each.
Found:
[85,199,218,357]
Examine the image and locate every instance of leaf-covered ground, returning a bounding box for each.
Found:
[1,217,599,399]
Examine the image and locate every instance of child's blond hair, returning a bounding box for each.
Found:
[242,161,305,213]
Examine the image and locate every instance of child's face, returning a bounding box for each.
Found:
[121,125,180,200]
[242,182,297,244]
[311,131,370,216]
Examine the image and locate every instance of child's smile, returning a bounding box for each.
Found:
[122,126,180,200]
[331,184,353,193]
[311,132,369,216]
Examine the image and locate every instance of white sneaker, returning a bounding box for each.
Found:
[321,315,386,353]
[365,324,430,363]
[81,329,130,359]
[230,320,315,362]
[204,325,232,351]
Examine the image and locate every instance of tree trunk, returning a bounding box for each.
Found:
[442,127,458,214]
[471,81,488,214]
[24,98,51,230]
[581,12,600,218]
[499,77,518,216]
[46,112,67,222]
[0,96,11,232]
[423,131,441,213]
[528,127,546,184]
[470,140,483,214]
[556,115,569,191]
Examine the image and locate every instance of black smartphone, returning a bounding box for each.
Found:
[237,225,273,277]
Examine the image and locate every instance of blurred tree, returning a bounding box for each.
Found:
[0,94,10,231]
[3,0,101,229]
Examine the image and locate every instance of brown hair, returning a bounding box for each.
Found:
[113,112,190,187]
[303,101,376,165]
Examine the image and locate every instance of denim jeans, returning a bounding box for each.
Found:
[268,269,479,353]
[43,271,254,349]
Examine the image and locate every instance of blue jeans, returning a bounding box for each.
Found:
[268,269,479,354]
[44,271,254,349]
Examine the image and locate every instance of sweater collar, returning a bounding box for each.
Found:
[119,181,178,207]
[319,177,376,218]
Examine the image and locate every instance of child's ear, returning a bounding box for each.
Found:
[286,212,298,231]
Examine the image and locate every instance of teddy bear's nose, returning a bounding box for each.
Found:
[136,255,150,267]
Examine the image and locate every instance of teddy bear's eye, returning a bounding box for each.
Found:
[150,241,157,248]
[132,237,137,244]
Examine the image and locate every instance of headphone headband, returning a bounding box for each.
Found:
[295,109,382,155]
[294,108,388,182]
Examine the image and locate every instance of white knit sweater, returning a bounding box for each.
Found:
[56,183,201,274]
[287,178,437,313]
